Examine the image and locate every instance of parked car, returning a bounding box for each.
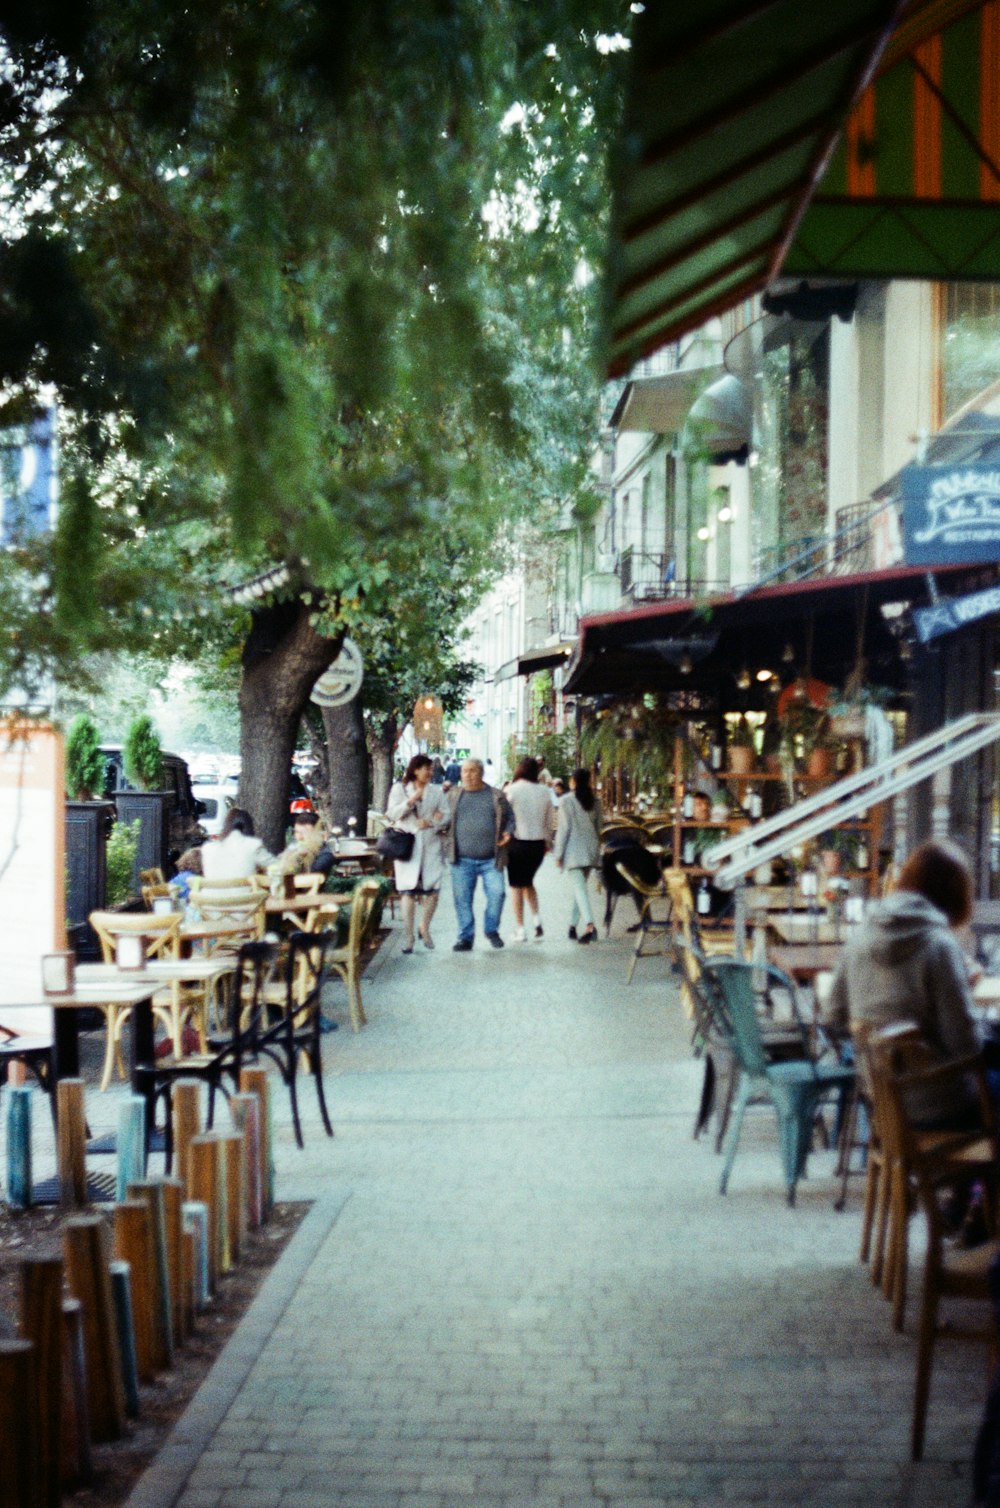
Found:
[100,746,206,856]
[191,777,239,838]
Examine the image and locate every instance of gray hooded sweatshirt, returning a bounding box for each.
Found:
[825,890,980,1126]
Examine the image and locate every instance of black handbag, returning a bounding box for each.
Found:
[376,827,415,862]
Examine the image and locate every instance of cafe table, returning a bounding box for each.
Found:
[264,891,347,929]
[768,941,845,985]
[76,957,239,1056]
[767,913,846,946]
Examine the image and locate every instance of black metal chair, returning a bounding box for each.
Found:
[136,939,277,1171]
[253,929,335,1148]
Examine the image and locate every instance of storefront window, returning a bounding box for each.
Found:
[941,283,1000,420]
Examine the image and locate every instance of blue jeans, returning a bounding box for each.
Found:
[451,857,505,942]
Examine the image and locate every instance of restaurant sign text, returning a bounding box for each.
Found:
[902,465,1000,566]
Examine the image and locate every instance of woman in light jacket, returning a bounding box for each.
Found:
[554,767,602,944]
[385,754,450,952]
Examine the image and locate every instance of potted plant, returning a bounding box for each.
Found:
[779,701,834,776]
[124,714,164,791]
[64,711,113,958]
[727,715,757,775]
[116,715,170,882]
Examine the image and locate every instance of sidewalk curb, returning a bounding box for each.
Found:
[123,1190,351,1508]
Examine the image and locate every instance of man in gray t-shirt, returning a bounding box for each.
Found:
[447,759,515,950]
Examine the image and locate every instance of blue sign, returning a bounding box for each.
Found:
[913,583,1000,643]
[0,407,56,545]
[902,464,1000,566]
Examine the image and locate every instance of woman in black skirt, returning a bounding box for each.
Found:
[505,756,556,942]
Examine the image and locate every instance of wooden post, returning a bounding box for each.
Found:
[60,1298,92,1487]
[171,1080,202,1195]
[230,1092,262,1229]
[62,1215,125,1442]
[219,1132,245,1266]
[0,1339,38,1507]
[6,1083,32,1208]
[113,1201,157,1382]
[126,1180,173,1369]
[182,1202,209,1311]
[116,1096,147,1202]
[19,1257,62,1508]
[188,1138,220,1293]
[159,1176,186,1346]
[108,1261,141,1418]
[239,1068,272,1219]
[57,1078,88,1208]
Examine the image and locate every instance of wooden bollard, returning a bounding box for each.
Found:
[113,1202,157,1382]
[61,1298,92,1487]
[126,1180,173,1368]
[171,1080,202,1194]
[57,1079,88,1208]
[213,1135,232,1275]
[182,1203,209,1312]
[108,1262,141,1418]
[19,1256,63,1508]
[188,1137,220,1292]
[0,1339,38,1506]
[239,1068,273,1219]
[230,1092,262,1229]
[220,1134,245,1260]
[181,1227,197,1326]
[159,1176,186,1346]
[6,1083,32,1208]
[62,1215,125,1442]
[116,1097,147,1202]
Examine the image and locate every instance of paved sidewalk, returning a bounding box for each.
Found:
[124,866,984,1508]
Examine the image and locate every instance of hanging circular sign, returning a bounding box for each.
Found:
[310,638,364,708]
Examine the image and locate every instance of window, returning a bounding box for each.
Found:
[941,283,1000,420]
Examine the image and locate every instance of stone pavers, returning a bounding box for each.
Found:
[32,867,988,1506]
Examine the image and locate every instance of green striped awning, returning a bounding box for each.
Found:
[608,0,1000,375]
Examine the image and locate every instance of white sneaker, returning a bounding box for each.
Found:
[512,927,527,943]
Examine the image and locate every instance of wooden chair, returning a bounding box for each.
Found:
[873,1027,1000,1459]
[89,910,187,1090]
[865,1022,999,1335]
[312,879,382,1032]
[615,862,672,983]
[663,869,734,960]
[139,867,166,889]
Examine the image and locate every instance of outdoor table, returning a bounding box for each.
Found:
[264,892,347,928]
[0,983,157,1086]
[179,916,258,949]
[768,941,844,985]
[78,957,239,1044]
[768,914,847,946]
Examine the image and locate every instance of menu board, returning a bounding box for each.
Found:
[0,719,64,1030]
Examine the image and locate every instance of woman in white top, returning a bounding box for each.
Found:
[505,756,556,943]
[200,808,274,880]
[385,754,451,952]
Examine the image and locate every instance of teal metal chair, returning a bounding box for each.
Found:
[702,957,855,1205]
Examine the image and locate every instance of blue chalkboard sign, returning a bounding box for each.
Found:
[902,464,1000,566]
[0,406,56,545]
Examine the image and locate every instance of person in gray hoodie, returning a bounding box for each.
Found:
[825,839,981,1128]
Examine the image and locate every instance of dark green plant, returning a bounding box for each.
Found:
[727,715,756,749]
[65,712,105,801]
[779,701,833,761]
[123,715,164,791]
[106,819,140,907]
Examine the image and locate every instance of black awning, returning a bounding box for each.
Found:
[564,561,989,700]
[518,641,575,677]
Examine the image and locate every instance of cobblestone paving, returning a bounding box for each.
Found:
[53,869,986,1506]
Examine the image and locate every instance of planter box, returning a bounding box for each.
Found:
[114,790,170,892]
[65,801,114,960]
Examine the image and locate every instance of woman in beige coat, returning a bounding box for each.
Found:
[385,754,450,952]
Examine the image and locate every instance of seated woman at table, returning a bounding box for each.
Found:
[201,808,273,880]
[824,839,981,1128]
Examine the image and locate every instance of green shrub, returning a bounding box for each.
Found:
[106,819,140,907]
[123,714,163,790]
[65,713,105,801]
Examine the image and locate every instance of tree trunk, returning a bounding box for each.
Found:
[323,693,369,832]
[367,713,397,815]
[239,601,341,854]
